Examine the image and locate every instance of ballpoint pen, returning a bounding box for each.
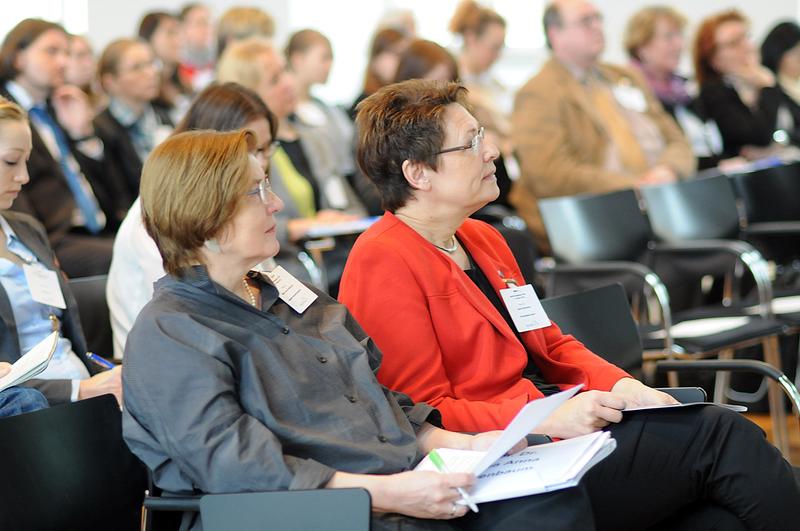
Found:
[428,449,480,513]
[86,352,116,370]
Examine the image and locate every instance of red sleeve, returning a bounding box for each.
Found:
[339,240,533,432]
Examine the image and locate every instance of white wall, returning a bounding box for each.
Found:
[81,0,800,106]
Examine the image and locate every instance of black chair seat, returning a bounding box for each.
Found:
[640,314,785,353]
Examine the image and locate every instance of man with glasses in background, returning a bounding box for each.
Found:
[509,0,696,253]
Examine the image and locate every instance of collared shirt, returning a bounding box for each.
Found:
[0,216,90,400]
[108,98,169,162]
[122,267,439,499]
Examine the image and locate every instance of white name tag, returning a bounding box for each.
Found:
[612,84,647,113]
[499,284,550,333]
[23,263,66,309]
[264,266,318,314]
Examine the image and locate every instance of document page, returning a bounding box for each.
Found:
[0,331,58,392]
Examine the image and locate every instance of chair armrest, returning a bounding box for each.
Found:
[743,221,800,236]
[648,240,773,317]
[656,359,800,413]
[655,386,707,403]
[143,495,201,512]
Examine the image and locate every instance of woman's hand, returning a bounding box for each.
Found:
[328,470,474,519]
[52,85,95,140]
[534,391,626,439]
[78,365,122,405]
[611,377,679,409]
[0,362,11,378]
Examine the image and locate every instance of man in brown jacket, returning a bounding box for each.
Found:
[510,0,696,253]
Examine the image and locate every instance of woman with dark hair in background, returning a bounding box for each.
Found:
[65,35,104,111]
[348,28,409,119]
[177,2,215,92]
[138,11,191,122]
[760,21,800,146]
[394,39,459,83]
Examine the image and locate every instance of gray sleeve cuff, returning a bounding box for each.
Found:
[286,456,337,490]
[405,403,442,432]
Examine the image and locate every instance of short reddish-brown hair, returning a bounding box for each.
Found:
[693,9,748,86]
[355,79,470,212]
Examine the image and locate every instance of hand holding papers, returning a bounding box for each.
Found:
[0,331,58,392]
[417,385,617,505]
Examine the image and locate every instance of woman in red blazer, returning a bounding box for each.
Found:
[339,79,798,530]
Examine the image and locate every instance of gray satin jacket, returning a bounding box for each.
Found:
[122,267,439,503]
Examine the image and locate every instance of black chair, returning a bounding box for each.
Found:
[540,284,800,441]
[538,188,791,453]
[729,161,800,270]
[0,395,147,531]
[143,488,371,531]
[68,274,113,357]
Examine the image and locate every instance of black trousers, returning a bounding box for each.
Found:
[374,406,798,531]
[584,405,799,531]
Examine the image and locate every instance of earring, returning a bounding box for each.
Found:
[204,238,220,253]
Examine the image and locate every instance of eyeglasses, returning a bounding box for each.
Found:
[244,176,273,204]
[435,127,485,156]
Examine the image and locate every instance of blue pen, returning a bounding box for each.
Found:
[86,352,116,369]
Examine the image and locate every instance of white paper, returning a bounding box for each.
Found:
[264,266,318,314]
[0,331,58,392]
[23,264,66,309]
[499,284,550,333]
[612,85,647,112]
[471,385,582,475]
[417,432,616,504]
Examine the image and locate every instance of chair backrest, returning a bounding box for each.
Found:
[729,162,800,223]
[69,275,113,356]
[199,489,371,531]
[0,395,147,531]
[541,283,642,374]
[639,175,740,241]
[539,189,651,263]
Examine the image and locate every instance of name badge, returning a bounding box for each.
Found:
[264,266,318,314]
[499,284,550,333]
[23,263,66,309]
[612,84,647,113]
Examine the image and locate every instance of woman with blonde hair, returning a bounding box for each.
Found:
[0,96,120,407]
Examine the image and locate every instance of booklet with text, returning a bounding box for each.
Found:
[416,385,617,504]
[0,331,58,392]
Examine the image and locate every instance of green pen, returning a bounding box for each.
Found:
[428,449,480,513]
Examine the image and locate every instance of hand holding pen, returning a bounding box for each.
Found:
[428,449,480,513]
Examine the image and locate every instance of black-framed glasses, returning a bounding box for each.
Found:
[244,176,273,204]
[435,127,485,156]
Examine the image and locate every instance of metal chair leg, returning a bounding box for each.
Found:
[763,336,790,456]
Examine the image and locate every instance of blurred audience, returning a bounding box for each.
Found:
[694,10,782,161]
[138,11,191,122]
[94,38,173,205]
[511,0,694,253]
[349,28,409,119]
[625,6,736,170]
[0,19,121,277]
[177,2,215,92]
[394,39,459,83]
[216,6,274,58]
[377,8,417,38]
[761,21,800,147]
[65,35,104,111]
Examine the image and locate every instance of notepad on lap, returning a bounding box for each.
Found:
[0,331,58,392]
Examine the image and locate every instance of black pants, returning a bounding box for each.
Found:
[584,405,799,531]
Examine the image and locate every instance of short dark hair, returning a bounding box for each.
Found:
[355,79,470,212]
[761,21,800,74]
[138,12,177,42]
[394,39,459,83]
[542,3,563,50]
[173,81,278,141]
[0,19,66,81]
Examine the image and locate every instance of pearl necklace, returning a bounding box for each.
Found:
[432,235,458,253]
[241,276,257,308]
